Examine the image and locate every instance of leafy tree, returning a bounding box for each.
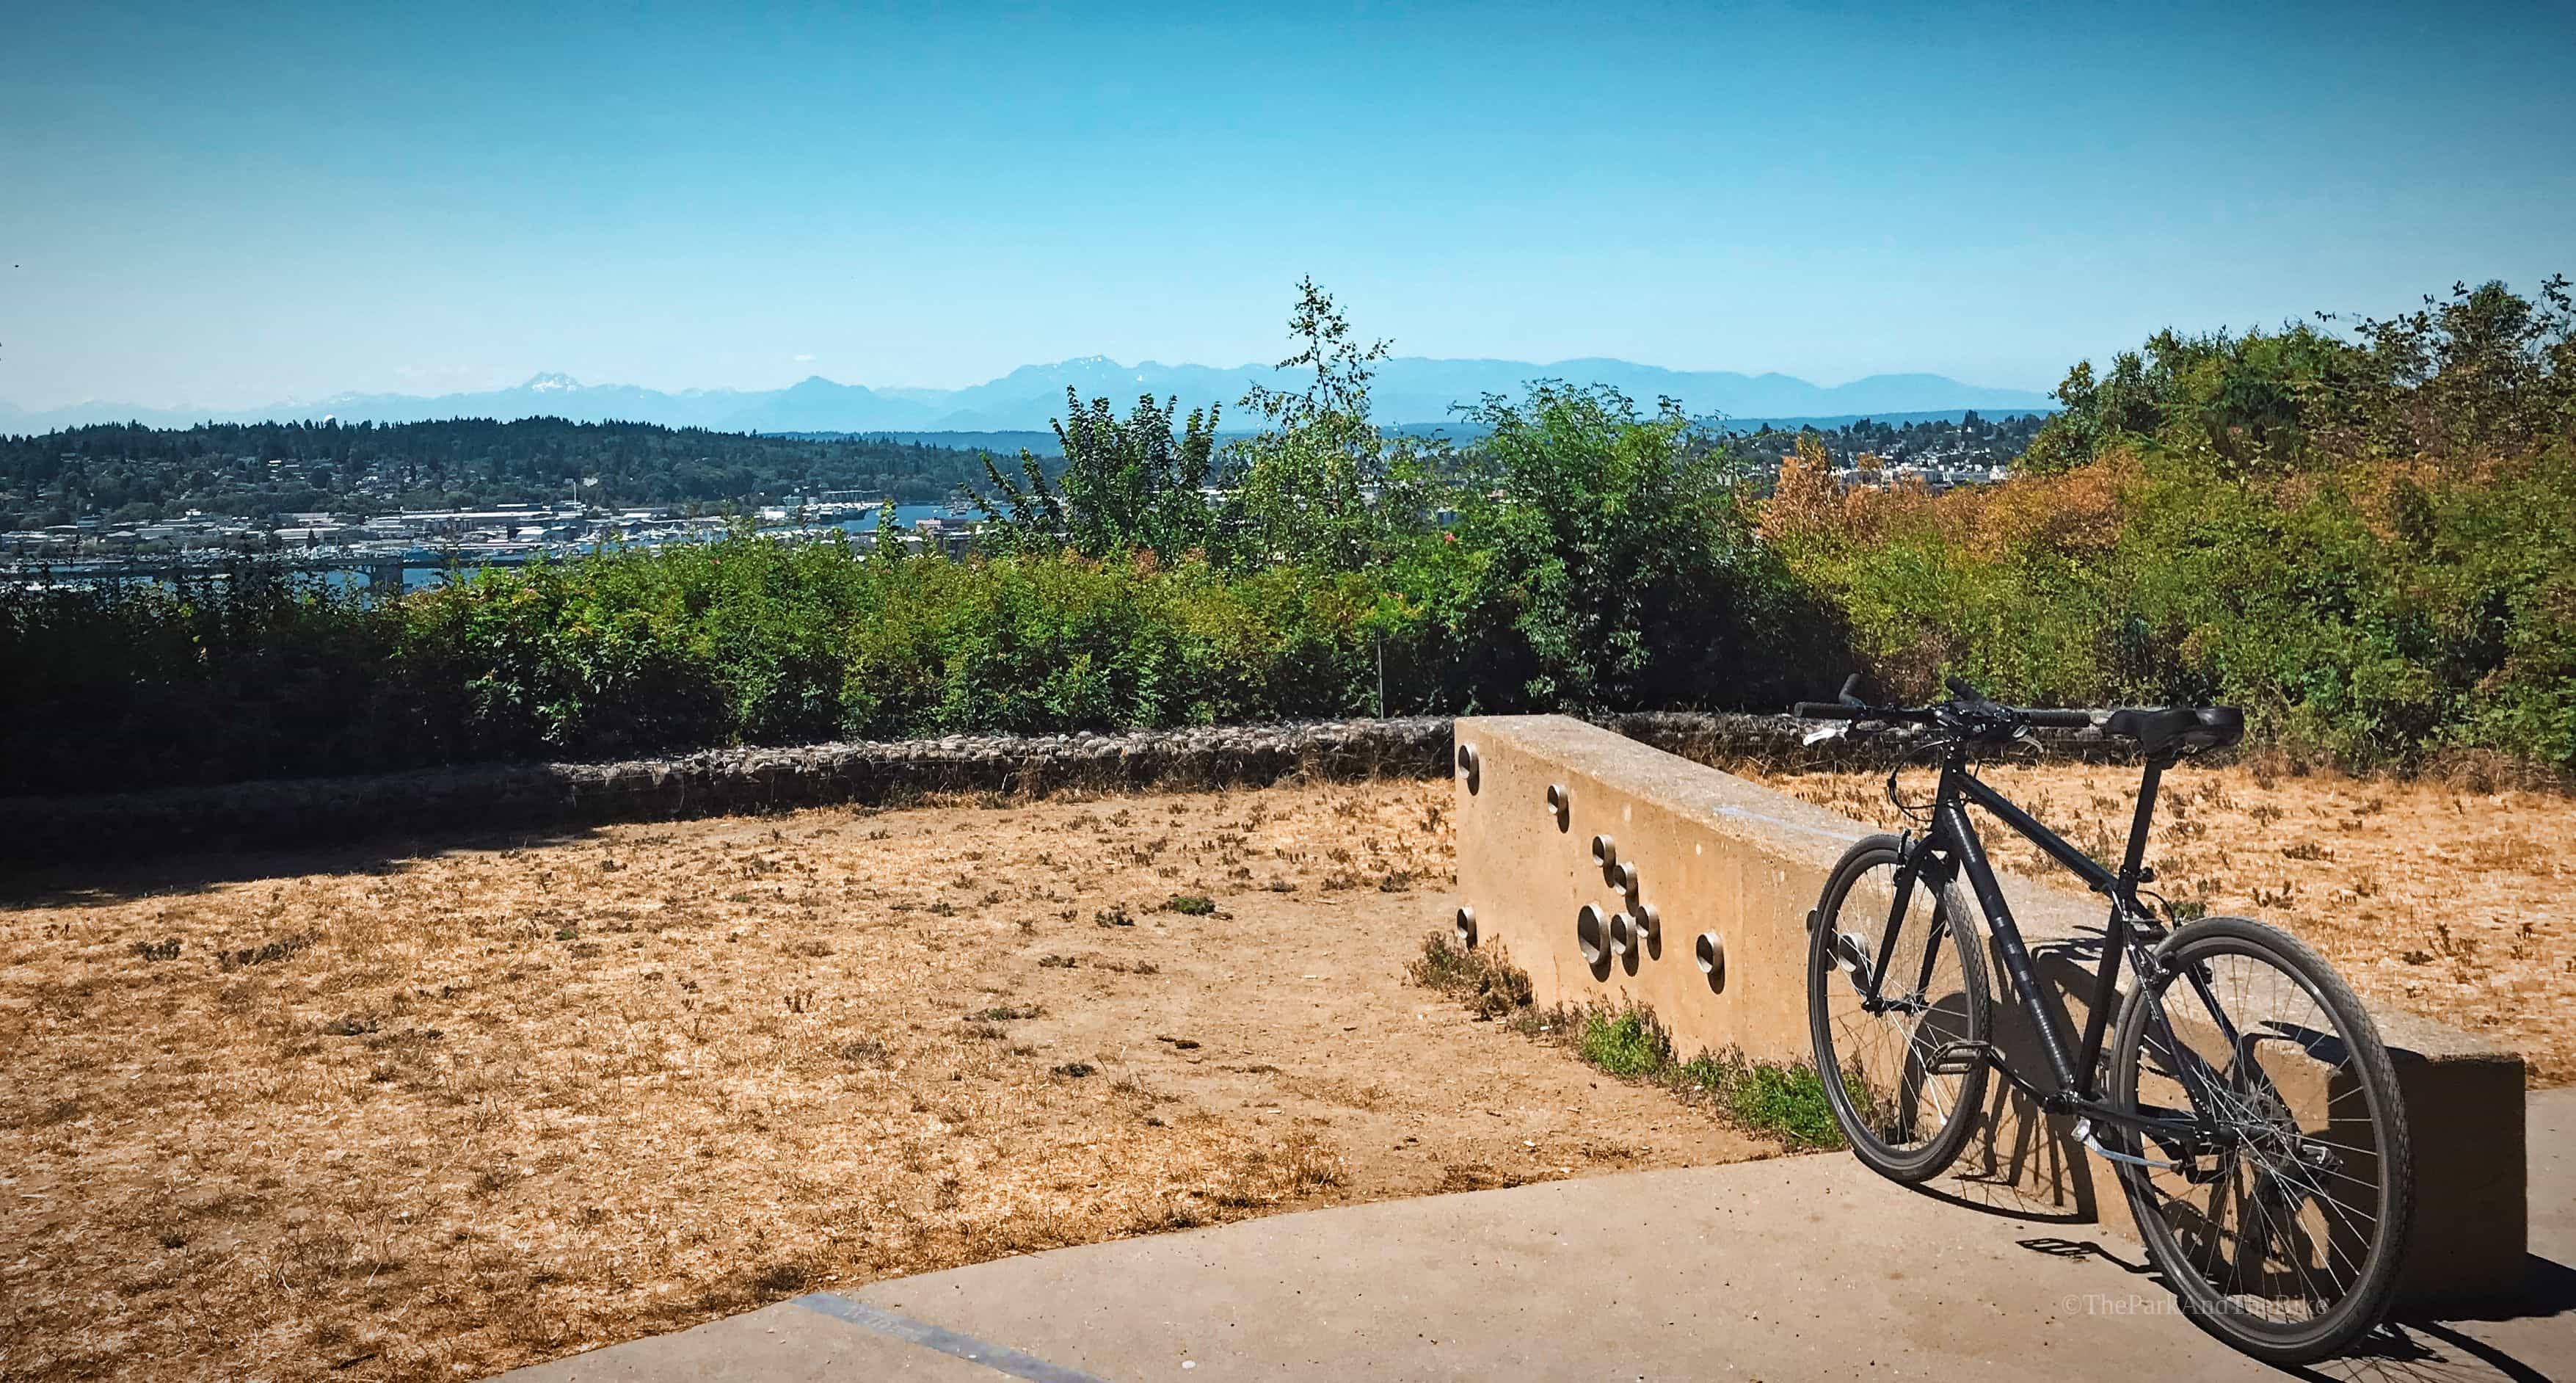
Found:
[11,272,2574,791]
[2344,276,2576,462]
[1222,278,1439,570]
[2020,324,2360,475]
[1438,382,1834,711]
[976,389,1218,558]
[2022,276,2575,475]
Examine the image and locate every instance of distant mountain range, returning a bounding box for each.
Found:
[0,357,2054,435]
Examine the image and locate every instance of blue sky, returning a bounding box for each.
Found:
[1,0,2569,411]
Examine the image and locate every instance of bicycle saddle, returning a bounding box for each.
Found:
[2105,705,2244,757]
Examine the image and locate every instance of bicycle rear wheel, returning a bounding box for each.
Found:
[2108,916,2412,1364]
[1808,835,1992,1182]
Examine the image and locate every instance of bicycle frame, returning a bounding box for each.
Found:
[1858,741,2224,1150]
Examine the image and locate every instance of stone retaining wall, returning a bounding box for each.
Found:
[0,711,2165,866]
[0,719,1458,864]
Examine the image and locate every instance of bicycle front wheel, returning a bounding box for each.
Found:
[1808,834,1993,1182]
[2109,916,2412,1364]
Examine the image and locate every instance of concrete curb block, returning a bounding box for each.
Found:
[1452,714,2528,1307]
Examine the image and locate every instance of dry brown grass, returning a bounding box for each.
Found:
[14,756,2558,1381]
[1750,758,2576,1085]
[0,779,1771,1383]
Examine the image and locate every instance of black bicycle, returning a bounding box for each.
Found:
[1792,677,2412,1365]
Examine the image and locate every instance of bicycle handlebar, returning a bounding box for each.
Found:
[1789,698,2098,730]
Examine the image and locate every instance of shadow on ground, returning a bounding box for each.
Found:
[0,821,603,907]
[2004,1232,2574,1382]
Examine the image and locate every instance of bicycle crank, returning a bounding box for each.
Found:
[2073,1117,2189,1172]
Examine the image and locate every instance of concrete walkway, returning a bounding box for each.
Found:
[499,1089,2573,1382]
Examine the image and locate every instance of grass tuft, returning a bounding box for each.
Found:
[1576,1009,1669,1077]
[216,931,315,972]
[1405,933,1534,1018]
[1675,1050,1845,1150]
[1411,935,1847,1152]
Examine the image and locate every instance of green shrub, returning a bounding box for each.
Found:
[1576,1008,1669,1078]
[1787,272,2575,772]
[1677,1052,1845,1150]
[1435,382,1841,714]
[1772,445,2576,769]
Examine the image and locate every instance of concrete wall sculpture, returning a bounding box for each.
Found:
[1452,714,2528,1307]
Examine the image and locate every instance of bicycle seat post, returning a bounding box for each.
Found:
[2117,755,2169,893]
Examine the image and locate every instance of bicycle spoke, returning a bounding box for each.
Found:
[1811,846,1988,1177]
[2117,929,2402,1348]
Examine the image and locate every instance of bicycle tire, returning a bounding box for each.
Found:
[1808,834,1993,1183]
[2108,915,2413,1364]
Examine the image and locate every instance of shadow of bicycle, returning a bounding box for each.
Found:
[1896,926,2568,1383]
[2007,1238,2572,1382]
[1906,932,2111,1225]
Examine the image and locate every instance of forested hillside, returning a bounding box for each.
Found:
[1,403,2044,534]
[1722,410,2048,469]
[0,418,1000,526]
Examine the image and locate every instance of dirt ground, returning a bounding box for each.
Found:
[5,757,2564,1383]
[0,780,1772,1383]
[1743,757,2576,1086]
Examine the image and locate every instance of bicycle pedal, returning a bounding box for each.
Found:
[2292,1140,2343,1174]
[1831,932,1874,985]
[1923,1041,1987,1075]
